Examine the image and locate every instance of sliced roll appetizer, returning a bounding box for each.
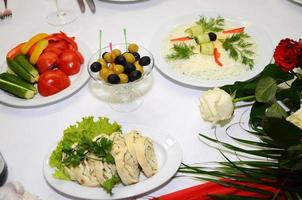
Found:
[49,117,158,195]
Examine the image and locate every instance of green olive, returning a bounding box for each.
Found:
[112,49,121,57]
[100,68,114,80]
[128,43,139,53]
[103,52,114,63]
[113,64,124,74]
[134,61,144,74]
[97,58,107,68]
[123,52,136,63]
[118,73,129,84]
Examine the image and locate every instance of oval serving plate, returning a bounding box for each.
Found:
[0,40,91,108]
[43,123,182,200]
[151,12,273,88]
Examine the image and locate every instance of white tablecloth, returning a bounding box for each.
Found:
[0,0,301,199]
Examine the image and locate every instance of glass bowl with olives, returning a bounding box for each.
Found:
[88,43,154,112]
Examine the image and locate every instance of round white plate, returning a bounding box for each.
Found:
[0,41,91,108]
[151,12,273,88]
[43,123,182,200]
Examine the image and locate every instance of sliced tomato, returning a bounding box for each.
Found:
[57,50,82,75]
[43,47,63,56]
[6,43,25,59]
[38,69,70,96]
[36,52,58,73]
[74,50,84,64]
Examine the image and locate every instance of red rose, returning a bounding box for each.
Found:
[298,39,302,66]
[273,38,300,71]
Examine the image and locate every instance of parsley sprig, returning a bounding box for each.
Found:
[166,43,195,60]
[62,135,114,167]
[196,16,224,32]
[222,32,255,68]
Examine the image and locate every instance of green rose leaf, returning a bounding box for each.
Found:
[255,77,277,103]
[262,117,302,148]
[265,102,288,119]
[276,88,301,112]
[249,102,270,130]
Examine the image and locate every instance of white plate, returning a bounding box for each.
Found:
[43,123,182,200]
[0,41,91,108]
[151,12,273,88]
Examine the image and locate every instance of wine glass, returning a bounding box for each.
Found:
[46,0,78,26]
[88,43,154,112]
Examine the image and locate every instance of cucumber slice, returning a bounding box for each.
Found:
[15,54,39,78]
[6,67,16,75]
[6,58,37,83]
[185,25,204,37]
[0,73,36,99]
[195,33,210,44]
[201,43,214,55]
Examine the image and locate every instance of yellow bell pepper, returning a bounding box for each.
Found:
[29,39,48,64]
[21,33,49,54]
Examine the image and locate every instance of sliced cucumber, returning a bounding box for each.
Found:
[194,33,210,44]
[6,67,17,75]
[6,58,37,83]
[201,42,214,55]
[0,73,36,99]
[185,25,203,38]
[15,54,39,78]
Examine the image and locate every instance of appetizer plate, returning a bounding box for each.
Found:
[151,12,273,88]
[0,41,90,108]
[43,123,182,200]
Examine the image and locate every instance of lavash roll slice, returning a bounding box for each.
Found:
[110,132,140,185]
[134,136,158,177]
[124,130,141,159]
[87,158,117,185]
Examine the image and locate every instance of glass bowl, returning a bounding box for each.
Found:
[87,43,154,112]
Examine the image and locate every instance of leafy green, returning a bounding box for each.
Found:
[102,175,121,195]
[166,43,195,60]
[49,116,121,179]
[196,16,225,32]
[255,77,277,103]
[265,102,288,119]
[222,32,255,68]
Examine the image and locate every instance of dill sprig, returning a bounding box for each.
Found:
[196,16,225,32]
[222,32,255,69]
[166,43,195,60]
[61,136,114,167]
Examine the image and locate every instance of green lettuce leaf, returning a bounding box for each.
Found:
[49,116,121,180]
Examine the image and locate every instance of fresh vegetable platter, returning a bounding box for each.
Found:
[0,32,90,107]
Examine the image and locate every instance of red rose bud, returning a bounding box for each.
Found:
[273,38,300,71]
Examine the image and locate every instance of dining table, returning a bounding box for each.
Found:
[0,0,302,199]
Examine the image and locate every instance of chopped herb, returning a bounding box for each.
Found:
[196,16,225,32]
[62,135,114,167]
[222,32,255,68]
[102,175,121,195]
[166,43,195,60]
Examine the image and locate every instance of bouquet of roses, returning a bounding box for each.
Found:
[157,38,302,199]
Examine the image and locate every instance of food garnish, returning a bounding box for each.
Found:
[166,16,255,69]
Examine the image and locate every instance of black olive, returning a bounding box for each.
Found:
[208,32,217,41]
[90,61,102,72]
[132,52,140,61]
[123,62,136,74]
[128,70,142,82]
[138,56,151,66]
[107,74,120,84]
[115,55,126,65]
[102,51,108,59]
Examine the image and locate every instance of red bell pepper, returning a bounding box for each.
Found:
[214,48,223,67]
[6,43,25,59]
[223,27,245,34]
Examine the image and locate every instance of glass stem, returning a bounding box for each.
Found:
[55,0,65,17]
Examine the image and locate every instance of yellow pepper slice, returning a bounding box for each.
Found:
[21,33,49,54]
[29,39,48,64]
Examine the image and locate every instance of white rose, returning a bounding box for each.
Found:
[199,87,234,124]
[286,108,302,130]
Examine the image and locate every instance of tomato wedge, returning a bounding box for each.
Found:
[58,50,82,76]
[36,52,58,73]
[38,69,70,96]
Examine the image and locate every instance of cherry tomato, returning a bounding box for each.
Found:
[36,52,58,73]
[38,69,70,96]
[58,50,82,75]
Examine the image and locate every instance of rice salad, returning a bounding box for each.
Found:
[162,17,257,80]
